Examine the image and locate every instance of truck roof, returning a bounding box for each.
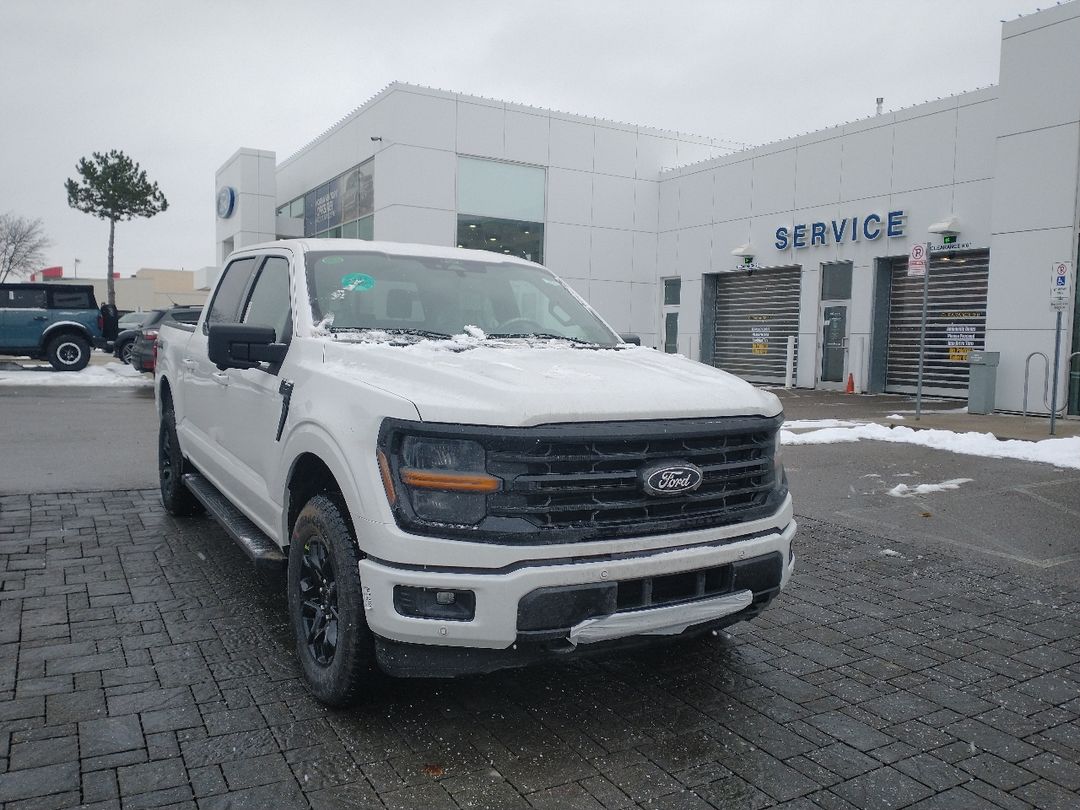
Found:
[228,238,544,269]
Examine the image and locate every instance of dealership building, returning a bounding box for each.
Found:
[216,2,1080,414]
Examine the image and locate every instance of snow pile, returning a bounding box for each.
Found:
[885,414,905,420]
[783,419,862,430]
[886,478,973,498]
[0,362,151,387]
[781,422,1080,470]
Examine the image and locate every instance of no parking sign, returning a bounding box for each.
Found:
[907,242,928,277]
[1050,261,1073,311]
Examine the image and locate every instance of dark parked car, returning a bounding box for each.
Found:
[129,306,202,373]
[0,283,111,371]
[112,311,154,365]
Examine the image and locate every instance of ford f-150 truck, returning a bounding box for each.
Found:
[156,239,794,707]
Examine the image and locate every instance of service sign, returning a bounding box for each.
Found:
[1050,261,1073,312]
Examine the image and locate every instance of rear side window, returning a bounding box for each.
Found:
[171,309,202,325]
[3,288,47,308]
[49,289,93,309]
[242,257,292,342]
[205,257,258,331]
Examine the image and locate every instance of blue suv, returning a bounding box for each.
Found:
[0,283,110,371]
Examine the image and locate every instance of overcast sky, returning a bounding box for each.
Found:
[2,0,1047,279]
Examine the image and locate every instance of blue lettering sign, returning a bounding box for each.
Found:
[862,213,881,240]
[887,210,905,238]
[772,209,905,249]
[793,224,807,249]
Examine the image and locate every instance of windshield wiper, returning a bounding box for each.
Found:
[487,332,603,346]
[329,327,453,339]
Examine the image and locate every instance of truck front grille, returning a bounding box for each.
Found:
[485,416,783,541]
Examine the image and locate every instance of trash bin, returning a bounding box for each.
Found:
[968,351,999,414]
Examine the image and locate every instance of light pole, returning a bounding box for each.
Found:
[73,257,81,278]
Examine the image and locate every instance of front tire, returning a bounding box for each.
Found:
[288,494,373,707]
[158,403,201,516]
[46,334,90,371]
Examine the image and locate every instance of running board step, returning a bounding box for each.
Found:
[182,473,286,570]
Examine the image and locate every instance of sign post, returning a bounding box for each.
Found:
[1049,261,1073,436]
[908,242,931,420]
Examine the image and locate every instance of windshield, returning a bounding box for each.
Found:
[305,250,619,346]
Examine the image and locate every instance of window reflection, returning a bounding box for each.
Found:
[457,215,543,264]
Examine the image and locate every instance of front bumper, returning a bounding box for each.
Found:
[359,516,796,675]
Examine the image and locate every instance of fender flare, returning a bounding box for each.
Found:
[276,420,377,547]
[40,321,94,348]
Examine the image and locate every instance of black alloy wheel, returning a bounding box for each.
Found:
[299,538,339,665]
[287,494,372,707]
[158,403,201,516]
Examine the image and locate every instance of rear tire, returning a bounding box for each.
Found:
[158,402,202,516]
[288,494,373,707]
[46,334,90,371]
[117,339,135,365]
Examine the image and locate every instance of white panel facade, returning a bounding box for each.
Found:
[216,3,1080,412]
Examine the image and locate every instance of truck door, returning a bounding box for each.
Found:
[2,287,48,348]
[176,256,259,494]
[213,254,294,538]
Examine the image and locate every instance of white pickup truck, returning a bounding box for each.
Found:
[156,239,795,706]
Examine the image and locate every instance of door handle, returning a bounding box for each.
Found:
[33,315,47,321]
[212,372,230,386]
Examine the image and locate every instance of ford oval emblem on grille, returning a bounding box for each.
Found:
[641,461,704,497]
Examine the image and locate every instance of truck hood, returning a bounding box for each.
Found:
[320,338,781,426]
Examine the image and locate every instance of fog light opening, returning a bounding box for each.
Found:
[394,586,476,621]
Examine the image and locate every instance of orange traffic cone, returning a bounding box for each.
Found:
[845,373,855,394]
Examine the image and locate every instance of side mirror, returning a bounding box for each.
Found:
[208,324,287,371]
[619,333,642,346]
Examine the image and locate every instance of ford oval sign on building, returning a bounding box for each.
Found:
[640,462,704,497]
[216,186,236,219]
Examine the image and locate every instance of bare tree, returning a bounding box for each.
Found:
[0,213,51,284]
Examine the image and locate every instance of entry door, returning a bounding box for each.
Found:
[819,304,849,386]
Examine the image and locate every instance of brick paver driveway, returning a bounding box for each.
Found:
[2,490,1079,809]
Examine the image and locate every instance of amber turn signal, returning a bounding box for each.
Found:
[401,469,500,492]
[377,450,397,505]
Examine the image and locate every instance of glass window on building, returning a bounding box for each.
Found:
[661,276,681,353]
[664,313,679,353]
[664,278,682,306]
[302,159,374,239]
[456,157,545,263]
[457,215,544,263]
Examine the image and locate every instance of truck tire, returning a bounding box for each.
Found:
[288,494,373,707]
[158,403,202,516]
[46,333,91,371]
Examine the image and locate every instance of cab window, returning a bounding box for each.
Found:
[242,257,292,343]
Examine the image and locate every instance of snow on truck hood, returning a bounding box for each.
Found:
[319,336,781,427]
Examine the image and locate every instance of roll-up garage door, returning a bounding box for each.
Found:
[885,250,989,396]
[710,266,802,383]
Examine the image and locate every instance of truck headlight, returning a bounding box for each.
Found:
[392,437,498,525]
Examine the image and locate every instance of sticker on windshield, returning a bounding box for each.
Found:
[340,272,375,292]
